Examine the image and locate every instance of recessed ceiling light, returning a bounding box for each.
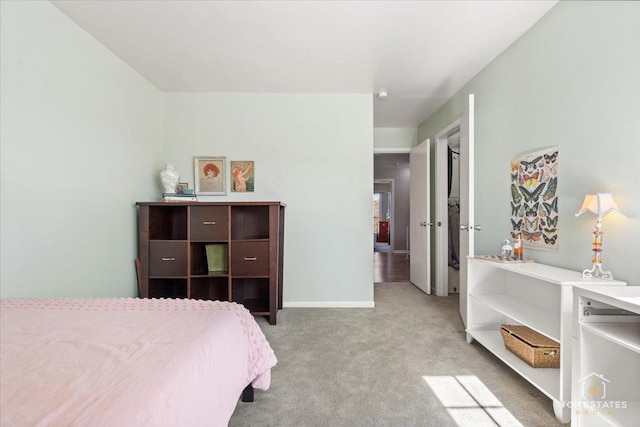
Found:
[377,91,388,100]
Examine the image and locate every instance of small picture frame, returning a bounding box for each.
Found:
[194,157,226,195]
[230,161,255,192]
[176,182,189,194]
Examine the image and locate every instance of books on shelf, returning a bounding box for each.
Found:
[162,193,197,202]
[206,244,228,273]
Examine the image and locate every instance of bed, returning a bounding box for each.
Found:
[0,297,277,426]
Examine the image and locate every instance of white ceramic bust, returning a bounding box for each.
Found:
[160,163,180,194]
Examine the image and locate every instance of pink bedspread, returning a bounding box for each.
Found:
[0,298,276,427]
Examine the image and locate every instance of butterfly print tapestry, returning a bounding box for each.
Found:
[510,147,559,251]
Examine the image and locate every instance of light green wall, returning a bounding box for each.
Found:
[9,0,634,302]
[374,127,418,150]
[0,1,162,297]
[0,2,375,305]
[418,1,640,285]
[162,93,375,305]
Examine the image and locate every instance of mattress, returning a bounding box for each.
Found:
[0,298,277,427]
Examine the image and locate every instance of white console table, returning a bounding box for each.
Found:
[466,257,625,423]
[571,285,640,426]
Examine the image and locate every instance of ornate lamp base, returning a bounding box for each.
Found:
[582,217,613,280]
[582,263,613,280]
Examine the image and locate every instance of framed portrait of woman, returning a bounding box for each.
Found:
[230,161,254,192]
[194,157,226,195]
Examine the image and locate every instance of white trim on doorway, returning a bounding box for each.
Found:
[373,147,411,254]
[374,178,395,250]
[434,119,462,297]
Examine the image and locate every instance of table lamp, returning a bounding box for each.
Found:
[575,193,621,279]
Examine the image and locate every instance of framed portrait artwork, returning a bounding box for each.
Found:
[230,161,254,192]
[194,157,226,195]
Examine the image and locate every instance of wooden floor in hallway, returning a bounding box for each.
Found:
[373,243,410,283]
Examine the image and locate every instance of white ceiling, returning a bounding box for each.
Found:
[51,0,557,127]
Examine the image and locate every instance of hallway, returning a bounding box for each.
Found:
[373,250,410,283]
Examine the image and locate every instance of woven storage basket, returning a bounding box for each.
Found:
[500,325,560,368]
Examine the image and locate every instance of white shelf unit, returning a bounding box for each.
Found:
[466,258,625,423]
[572,286,640,427]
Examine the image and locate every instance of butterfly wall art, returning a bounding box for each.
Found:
[510,146,559,251]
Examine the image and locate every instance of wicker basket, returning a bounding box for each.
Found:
[500,325,560,368]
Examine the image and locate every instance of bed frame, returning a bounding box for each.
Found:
[241,384,254,402]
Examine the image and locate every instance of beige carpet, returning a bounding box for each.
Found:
[229,282,562,426]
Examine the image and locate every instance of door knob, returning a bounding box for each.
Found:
[419,221,427,227]
[472,225,482,231]
[460,224,469,231]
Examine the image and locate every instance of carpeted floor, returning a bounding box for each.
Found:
[229,282,563,427]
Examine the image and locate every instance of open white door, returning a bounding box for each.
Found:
[459,94,477,328]
[410,139,431,294]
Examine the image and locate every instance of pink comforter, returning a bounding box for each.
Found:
[0,298,276,427]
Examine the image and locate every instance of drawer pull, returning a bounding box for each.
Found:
[161,257,176,261]
[203,221,217,225]
[244,257,257,261]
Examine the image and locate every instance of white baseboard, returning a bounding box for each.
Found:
[393,250,408,254]
[283,301,375,308]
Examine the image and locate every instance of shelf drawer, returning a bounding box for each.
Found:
[190,206,228,240]
[231,242,269,276]
[149,242,188,276]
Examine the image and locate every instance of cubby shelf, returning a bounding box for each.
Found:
[137,201,285,325]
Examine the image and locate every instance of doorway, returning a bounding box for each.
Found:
[373,152,411,283]
[435,126,461,296]
[433,93,476,317]
[373,181,392,251]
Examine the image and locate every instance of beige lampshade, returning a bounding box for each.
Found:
[575,193,621,218]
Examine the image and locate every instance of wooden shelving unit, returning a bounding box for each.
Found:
[136,201,285,325]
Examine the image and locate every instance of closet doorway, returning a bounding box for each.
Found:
[434,122,461,296]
